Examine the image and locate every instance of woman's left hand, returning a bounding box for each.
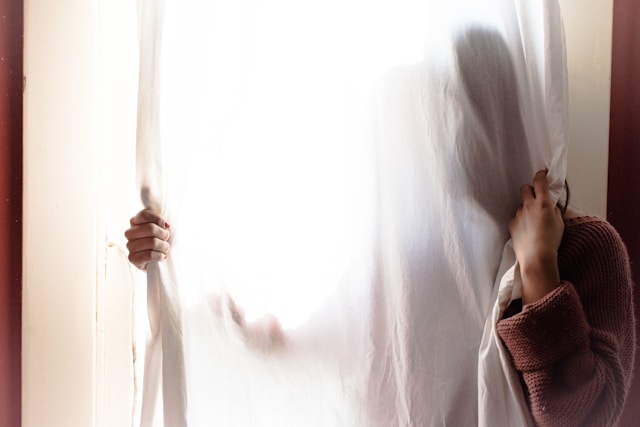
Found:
[509,170,564,305]
[124,209,171,271]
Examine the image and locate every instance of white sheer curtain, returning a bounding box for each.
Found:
[134,0,567,425]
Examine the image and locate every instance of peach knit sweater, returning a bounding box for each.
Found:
[497,216,636,427]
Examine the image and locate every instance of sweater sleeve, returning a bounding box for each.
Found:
[496,218,636,427]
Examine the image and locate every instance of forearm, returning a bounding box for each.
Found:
[519,251,561,306]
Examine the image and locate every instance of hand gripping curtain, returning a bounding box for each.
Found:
[136,0,189,425]
[134,0,567,426]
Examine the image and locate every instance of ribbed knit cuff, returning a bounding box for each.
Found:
[497,282,590,373]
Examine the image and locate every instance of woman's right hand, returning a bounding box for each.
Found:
[509,170,564,305]
[124,209,171,271]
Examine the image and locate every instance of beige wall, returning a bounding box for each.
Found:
[23,0,137,426]
[23,0,99,425]
[559,0,614,217]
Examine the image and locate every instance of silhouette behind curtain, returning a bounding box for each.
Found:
[134,1,567,425]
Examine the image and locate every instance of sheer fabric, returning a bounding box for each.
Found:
[135,0,567,426]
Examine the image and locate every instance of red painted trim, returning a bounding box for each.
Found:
[0,0,23,425]
[608,0,640,425]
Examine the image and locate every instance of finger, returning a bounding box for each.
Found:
[130,209,169,228]
[124,222,170,242]
[532,169,551,200]
[126,236,171,256]
[129,209,168,228]
[520,184,535,202]
[128,249,167,271]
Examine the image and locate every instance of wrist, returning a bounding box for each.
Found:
[519,251,561,305]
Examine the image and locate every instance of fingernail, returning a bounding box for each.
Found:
[164,221,171,229]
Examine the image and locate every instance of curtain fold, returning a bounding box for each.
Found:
[135,1,567,425]
[136,0,188,425]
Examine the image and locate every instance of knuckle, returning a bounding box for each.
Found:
[140,222,153,234]
[141,223,157,237]
[132,210,147,224]
[153,225,169,240]
[162,240,172,254]
[128,252,140,264]
[153,238,165,252]
[144,223,166,239]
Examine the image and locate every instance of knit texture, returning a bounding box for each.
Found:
[497,216,636,427]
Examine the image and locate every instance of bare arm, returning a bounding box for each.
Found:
[508,169,564,306]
